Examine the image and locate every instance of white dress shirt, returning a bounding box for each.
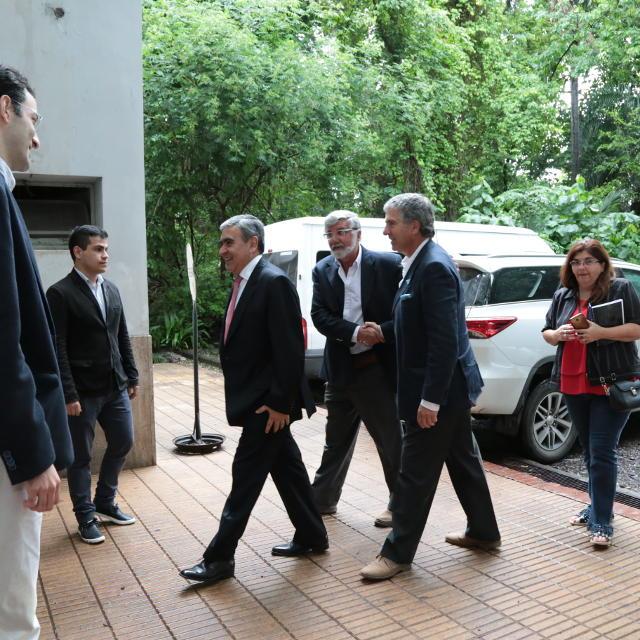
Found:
[236,254,263,303]
[336,247,369,355]
[0,156,16,192]
[74,268,107,321]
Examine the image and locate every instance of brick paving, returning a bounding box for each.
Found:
[38,363,640,640]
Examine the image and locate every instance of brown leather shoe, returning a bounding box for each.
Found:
[445,532,501,550]
[360,555,410,580]
[374,509,392,528]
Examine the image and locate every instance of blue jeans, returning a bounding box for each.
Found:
[563,393,629,536]
[67,388,134,523]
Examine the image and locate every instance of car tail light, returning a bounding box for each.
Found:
[301,317,308,350]
[466,317,517,339]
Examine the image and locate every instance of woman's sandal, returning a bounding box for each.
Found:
[569,507,590,526]
[590,531,612,548]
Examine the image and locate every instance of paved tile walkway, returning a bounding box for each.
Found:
[38,364,640,639]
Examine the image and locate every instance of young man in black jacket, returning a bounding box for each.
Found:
[47,225,139,544]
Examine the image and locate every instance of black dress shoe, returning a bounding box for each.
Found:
[271,540,328,557]
[179,559,235,583]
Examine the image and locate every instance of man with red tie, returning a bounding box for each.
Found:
[179,214,327,584]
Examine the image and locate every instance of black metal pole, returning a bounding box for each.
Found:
[192,298,202,442]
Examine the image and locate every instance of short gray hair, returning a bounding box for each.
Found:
[324,209,361,232]
[383,193,435,239]
[220,214,264,253]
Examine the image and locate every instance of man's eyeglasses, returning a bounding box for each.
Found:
[13,100,43,129]
[569,258,601,267]
[323,228,358,239]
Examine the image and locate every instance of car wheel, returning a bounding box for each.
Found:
[520,380,577,463]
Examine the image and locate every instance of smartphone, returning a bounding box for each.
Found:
[569,313,589,330]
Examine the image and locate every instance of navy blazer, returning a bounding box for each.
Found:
[47,270,139,401]
[0,176,73,484]
[219,257,315,426]
[311,246,402,388]
[393,239,483,422]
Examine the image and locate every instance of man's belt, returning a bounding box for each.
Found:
[351,350,379,370]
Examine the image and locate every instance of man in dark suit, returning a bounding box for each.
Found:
[179,214,327,584]
[47,225,139,545]
[311,210,402,527]
[361,193,500,581]
[0,65,73,640]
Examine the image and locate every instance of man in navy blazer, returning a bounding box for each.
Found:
[310,210,402,526]
[362,193,500,581]
[0,65,73,639]
[179,214,327,585]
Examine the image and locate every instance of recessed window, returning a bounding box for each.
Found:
[13,183,93,249]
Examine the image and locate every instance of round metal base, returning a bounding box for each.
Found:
[173,433,225,455]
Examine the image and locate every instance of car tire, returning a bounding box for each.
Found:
[520,380,578,463]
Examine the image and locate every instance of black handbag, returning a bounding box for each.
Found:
[605,378,640,412]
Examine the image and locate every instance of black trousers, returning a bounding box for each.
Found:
[204,412,327,562]
[67,388,134,524]
[381,368,500,564]
[312,362,402,510]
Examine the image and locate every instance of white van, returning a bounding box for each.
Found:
[263,216,554,378]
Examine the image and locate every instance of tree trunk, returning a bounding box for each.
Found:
[570,76,581,181]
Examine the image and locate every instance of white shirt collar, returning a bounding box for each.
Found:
[400,238,430,280]
[239,254,262,281]
[74,267,105,288]
[0,156,16,192]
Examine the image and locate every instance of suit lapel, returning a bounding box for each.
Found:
[327,260,345,311]
[360,248,373,311]
[224,258,264,345]
[392,241,430,312]
[71,270,106,326]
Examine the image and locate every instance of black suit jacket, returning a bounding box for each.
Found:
[46,270,138,402]
[393,239,483,421]
[0,176,73,484]
[311,246,402,388]
[219,257,315,426]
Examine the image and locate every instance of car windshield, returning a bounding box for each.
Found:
[459,265,561,305]
[263,250,298,283]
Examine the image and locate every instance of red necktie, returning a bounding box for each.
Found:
[224,276,243,343]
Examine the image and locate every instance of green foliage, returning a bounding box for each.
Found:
[150,309,212,351]
[459,177,640,262]
[143,0,640,342]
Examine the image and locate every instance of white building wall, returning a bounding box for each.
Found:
[0,0,148,334]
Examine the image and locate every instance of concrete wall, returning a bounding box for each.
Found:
[0,1,156,468]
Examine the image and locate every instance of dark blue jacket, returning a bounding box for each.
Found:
[393,239,483,421]
[0,175,73,484]
[311,246,402,389]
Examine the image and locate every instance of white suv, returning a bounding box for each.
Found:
[458,254,640,462]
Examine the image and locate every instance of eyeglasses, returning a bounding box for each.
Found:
[323,228,358,239]
[13,100,43,129]
[569,258,601,267]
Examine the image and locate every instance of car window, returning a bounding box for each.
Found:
[459,267,491,305]
[263,250,298,283]
[489,266,560,304]
[618,268,640,298]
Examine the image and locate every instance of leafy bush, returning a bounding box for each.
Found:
[150,311,210,351]
[458,178,640,263]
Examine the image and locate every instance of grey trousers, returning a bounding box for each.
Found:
[312,362,402,510]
